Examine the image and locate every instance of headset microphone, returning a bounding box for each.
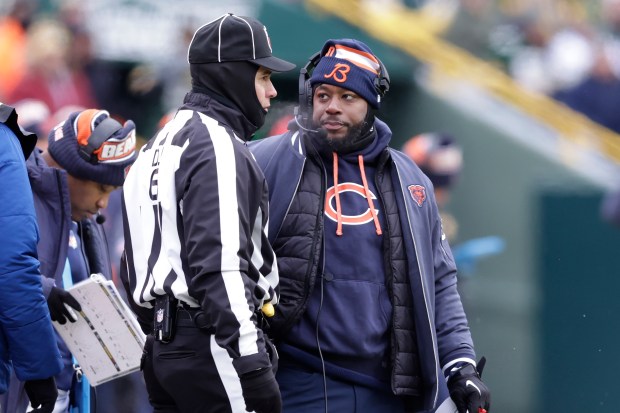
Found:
[95,212,106,224]
[293,110,323,133]
[293,114,328,142]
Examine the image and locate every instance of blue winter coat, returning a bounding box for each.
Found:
[0,108,62,395]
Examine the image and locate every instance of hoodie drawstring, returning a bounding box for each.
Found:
[358,155,382,236]
[330,152,382,236]
[332,152,343,236]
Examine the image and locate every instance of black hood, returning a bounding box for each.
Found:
[190,61,265,138]
[0,103,37,159]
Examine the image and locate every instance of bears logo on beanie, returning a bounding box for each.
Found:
[309,39,383,109]
[48,109,137,186]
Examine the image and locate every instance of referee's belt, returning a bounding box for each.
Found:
[175,306,214,333]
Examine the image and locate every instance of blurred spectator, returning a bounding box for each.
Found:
[268,113,294,136]
[442,0,498,59]
[7,18,97,112]
[402,132,463,240]
[601,0,620,39]
[601,187,620,228]
[598,0,620,74]
[55,0,85,33]
[500,16,555,93]
[87,60,164,140]
[0,0,37,100]
[51,0,162,139]
[156,24,194,112]
[264,102,297,137]
[600,183,620,229]
[553,42,620,134]
[402,132,504,276]
[544,22,596,92]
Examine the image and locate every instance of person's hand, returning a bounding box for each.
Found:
[447,357,491,413]
[115,119,136,141]
[25,377,58,413]
[47,286,81,324]
[239,367,282,413]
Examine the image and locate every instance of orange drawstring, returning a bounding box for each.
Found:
[358,155,382,236]
[332,152,343,236]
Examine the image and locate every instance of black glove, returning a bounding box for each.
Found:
[447,357,491,413]
[25,377,58,413]
[47,286,81,324]
[140,334,155,371]
[239,367,282,413]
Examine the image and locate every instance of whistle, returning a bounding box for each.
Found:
[261,302,275,317]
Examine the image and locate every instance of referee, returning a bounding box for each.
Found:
[120,13,295,413]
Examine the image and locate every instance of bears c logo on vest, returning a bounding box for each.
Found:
[324,182,379,225]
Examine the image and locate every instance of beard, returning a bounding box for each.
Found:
[324,121,366,152]
[310,117,374,154]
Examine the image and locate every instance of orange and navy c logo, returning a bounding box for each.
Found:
[324,183,378,225]
[324,63,350,83]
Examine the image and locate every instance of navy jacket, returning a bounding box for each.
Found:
[250,119,476,410]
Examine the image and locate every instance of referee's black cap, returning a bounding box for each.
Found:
[188,13,295,73]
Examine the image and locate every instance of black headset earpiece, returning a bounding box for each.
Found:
[295,51,321,126]
[78,117,122,164]
[374,57,390,100]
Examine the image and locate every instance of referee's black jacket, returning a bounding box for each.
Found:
[121,91,279,376]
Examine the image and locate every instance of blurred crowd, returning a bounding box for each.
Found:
[0,0,189,147]
[419,0,620,134]
[362,0,620,134]
[4,0,620,139]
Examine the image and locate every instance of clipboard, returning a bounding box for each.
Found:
[52,273,146,386]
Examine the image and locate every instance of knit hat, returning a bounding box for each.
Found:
[47,109,137,186]
[188,13,295,72]
[402,132,463,188]
[310,39,384,109]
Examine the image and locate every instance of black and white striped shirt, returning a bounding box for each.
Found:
[122,94,278,362]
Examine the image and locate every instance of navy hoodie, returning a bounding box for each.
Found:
[281,127,393,390]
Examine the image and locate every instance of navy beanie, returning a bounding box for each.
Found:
[310,39,383,109]
[47,109,137,186]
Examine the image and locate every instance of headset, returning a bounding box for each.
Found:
[295,50,391,128]
[78,117,123,164]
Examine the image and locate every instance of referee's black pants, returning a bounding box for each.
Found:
[141,310,248,413]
